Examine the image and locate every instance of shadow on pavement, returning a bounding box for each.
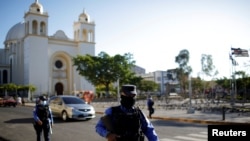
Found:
[4,117,90,124]
[0,136,11,141]
[4,118,33,124]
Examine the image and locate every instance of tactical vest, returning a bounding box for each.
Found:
[37,104,50,121]
[111,106,144,141]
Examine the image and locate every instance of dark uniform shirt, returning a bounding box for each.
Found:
[95,105,159,141]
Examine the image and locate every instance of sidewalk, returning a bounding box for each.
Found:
[91,102,250,125]
[25,102,250,125]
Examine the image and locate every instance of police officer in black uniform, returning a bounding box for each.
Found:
[96,84,159,141]
[33,96,53,141]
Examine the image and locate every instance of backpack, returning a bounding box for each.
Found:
[36,104,50,121]
[111,106,144,141]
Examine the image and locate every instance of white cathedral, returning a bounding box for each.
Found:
[0,0,95,97]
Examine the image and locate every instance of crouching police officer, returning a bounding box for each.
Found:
[33,96,53,141]
[95,84,159,141]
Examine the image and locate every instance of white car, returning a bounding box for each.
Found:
[49,95,95,121]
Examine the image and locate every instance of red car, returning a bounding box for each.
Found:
[0,97,17,107]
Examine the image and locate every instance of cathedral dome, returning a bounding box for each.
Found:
[29,0,44,13]
[5,22,25,41]
[79,9,90,22]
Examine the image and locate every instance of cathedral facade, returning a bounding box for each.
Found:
[0,0,95,97]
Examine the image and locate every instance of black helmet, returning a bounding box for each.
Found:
[120,84,137,96]
[38,96,46,101]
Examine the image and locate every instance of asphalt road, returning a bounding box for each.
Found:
[0,106,208,141]
[0,106,104,141]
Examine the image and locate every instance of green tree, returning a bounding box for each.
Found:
[175,49,192,96]
[23,84,37,100]
[73,51,136,96]
[126,75,143,87]
[201,54,218,77]
[191,76,203,98]
[234,71,249,102]
[137,80,159,94]
[201,54,218,97]
[215,77,231,89]
[2,83,17,97]
[235,70,247,79]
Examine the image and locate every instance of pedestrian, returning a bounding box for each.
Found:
[17,96,22,105]
[82,90,95,104]
[95,84,159,141]
[21,97,25,106]
[33,96,53,141]
[147,95,154,119]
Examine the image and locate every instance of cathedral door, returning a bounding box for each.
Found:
[55,83,63,95]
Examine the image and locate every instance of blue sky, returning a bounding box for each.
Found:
[1,0,250,79]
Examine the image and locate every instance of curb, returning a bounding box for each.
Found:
[95,110,250,125]
[152,116,250,125]
[25,103,250,125]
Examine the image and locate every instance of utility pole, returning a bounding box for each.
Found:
[231,63,235,107]
[187,74,194,114]
[117,78,120,104]
[189,75,192,107]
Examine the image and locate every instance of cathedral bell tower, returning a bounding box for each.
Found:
[22,0,49,95]
[73,9,95,91]
[73,9,95,43]
[24,0,48,36]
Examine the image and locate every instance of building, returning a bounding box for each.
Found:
[141,69,179,95]
[140,71,166,95]
[131,65,146,75]
[0,0,95,97]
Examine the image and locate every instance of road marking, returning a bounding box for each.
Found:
[160,132,207,141]
[200,131,207,134]
[160,138,180,141]
[174,136,206,141]
[188,133,207,138]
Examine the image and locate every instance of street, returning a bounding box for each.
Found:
[0,106,207,141]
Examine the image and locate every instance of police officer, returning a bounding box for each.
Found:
[147,95,154,119]
[95,84,159,141]
[33,96,53,141]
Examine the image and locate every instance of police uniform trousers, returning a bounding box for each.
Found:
[34,120,50,141]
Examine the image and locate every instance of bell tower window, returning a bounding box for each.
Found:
[32,20,38,34]
[40,22,46,35]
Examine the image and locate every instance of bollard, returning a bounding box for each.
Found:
[222,106,225,120]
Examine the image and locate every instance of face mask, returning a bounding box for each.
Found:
[39,100,47,105]
[120,95,135,108]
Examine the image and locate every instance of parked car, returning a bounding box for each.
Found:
[48,95,96,121]
[0,97,17,107]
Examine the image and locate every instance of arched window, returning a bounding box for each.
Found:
[3,70,8,84]
[10,59,12,82]
[82,29,87,42]
[40,22,46,35]
[0,70,1,84]
[77,30,80,40]
[88,30,94,42]
[74,31,77,40]
[32,20,38,34]
[25,21,29,34]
